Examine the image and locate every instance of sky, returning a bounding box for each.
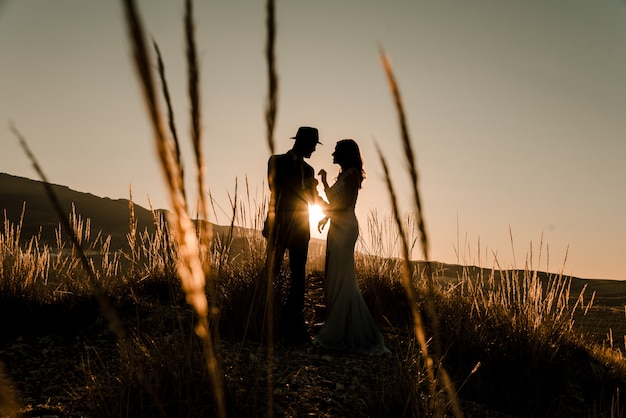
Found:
[1,0,626,280]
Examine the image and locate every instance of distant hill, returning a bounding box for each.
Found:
[0,172,159,249]
[0,172,326,257]
[429,262,624,307]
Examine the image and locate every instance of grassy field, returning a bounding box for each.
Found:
[0,206,625,417]
[2,0,625,416]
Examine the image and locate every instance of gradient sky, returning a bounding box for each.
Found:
[1,1,626,280]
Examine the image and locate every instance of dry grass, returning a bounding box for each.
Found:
[11,126,126,337]
[120,0,225,416]
[377,48,461,417]
[262,1,279,415]
[2,0,626,417]
[1,196,626,416]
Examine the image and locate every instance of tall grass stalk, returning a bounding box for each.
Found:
[153,40,186,206]
[120,0,225,416]
[215,179,239,275]
[375,145,442,410]
[265,0,278,155]
[125,196,178,284]
[11,125,170,414]
[378,48,429,265]
[185,0,203,214]
[263,0,278,415]
[127,187,138,269]
[1,206,48,297]
[378,49,462,417]
[183,1,223,403]
[10,124,126,339]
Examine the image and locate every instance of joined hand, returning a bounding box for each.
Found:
[318,169,329,190]
[318,216,329,233]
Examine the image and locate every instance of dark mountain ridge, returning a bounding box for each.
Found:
[1,172,157,249]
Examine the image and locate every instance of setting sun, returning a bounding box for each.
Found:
[308,204,326,230]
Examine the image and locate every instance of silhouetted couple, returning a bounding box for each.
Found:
[264,126,389,355]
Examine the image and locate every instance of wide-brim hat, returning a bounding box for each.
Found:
[291,126,322,145]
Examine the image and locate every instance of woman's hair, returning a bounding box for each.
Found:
[336,139,365,187]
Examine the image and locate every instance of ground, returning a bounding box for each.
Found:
[1,272,622,417]
[0,307,515,418]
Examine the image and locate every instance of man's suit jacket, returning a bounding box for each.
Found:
[267,150,316,241]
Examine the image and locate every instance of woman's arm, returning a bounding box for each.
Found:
[326,169,359,211]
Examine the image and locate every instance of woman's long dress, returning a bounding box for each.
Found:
[313,168,390,355]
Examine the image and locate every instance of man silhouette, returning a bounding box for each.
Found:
[265,126,322,342]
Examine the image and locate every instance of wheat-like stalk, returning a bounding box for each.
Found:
[375,143,439,406]
[185,0,208,229]
[120,0,225,416]
[127,185,139,276]
[379,47,429,264]
[184,0,220,362]
[153,40,186,206]
[263,0,278,415]
[378,49,463,417]
[11,122,175,413]
[265,0,278,155]
[11,123,126,339]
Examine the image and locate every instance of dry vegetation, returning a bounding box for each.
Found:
[1,204,625,417]
[2,0,626,417]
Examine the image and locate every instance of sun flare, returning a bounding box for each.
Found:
[308,204,326,228]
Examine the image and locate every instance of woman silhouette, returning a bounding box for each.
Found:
[313,139,390,355]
